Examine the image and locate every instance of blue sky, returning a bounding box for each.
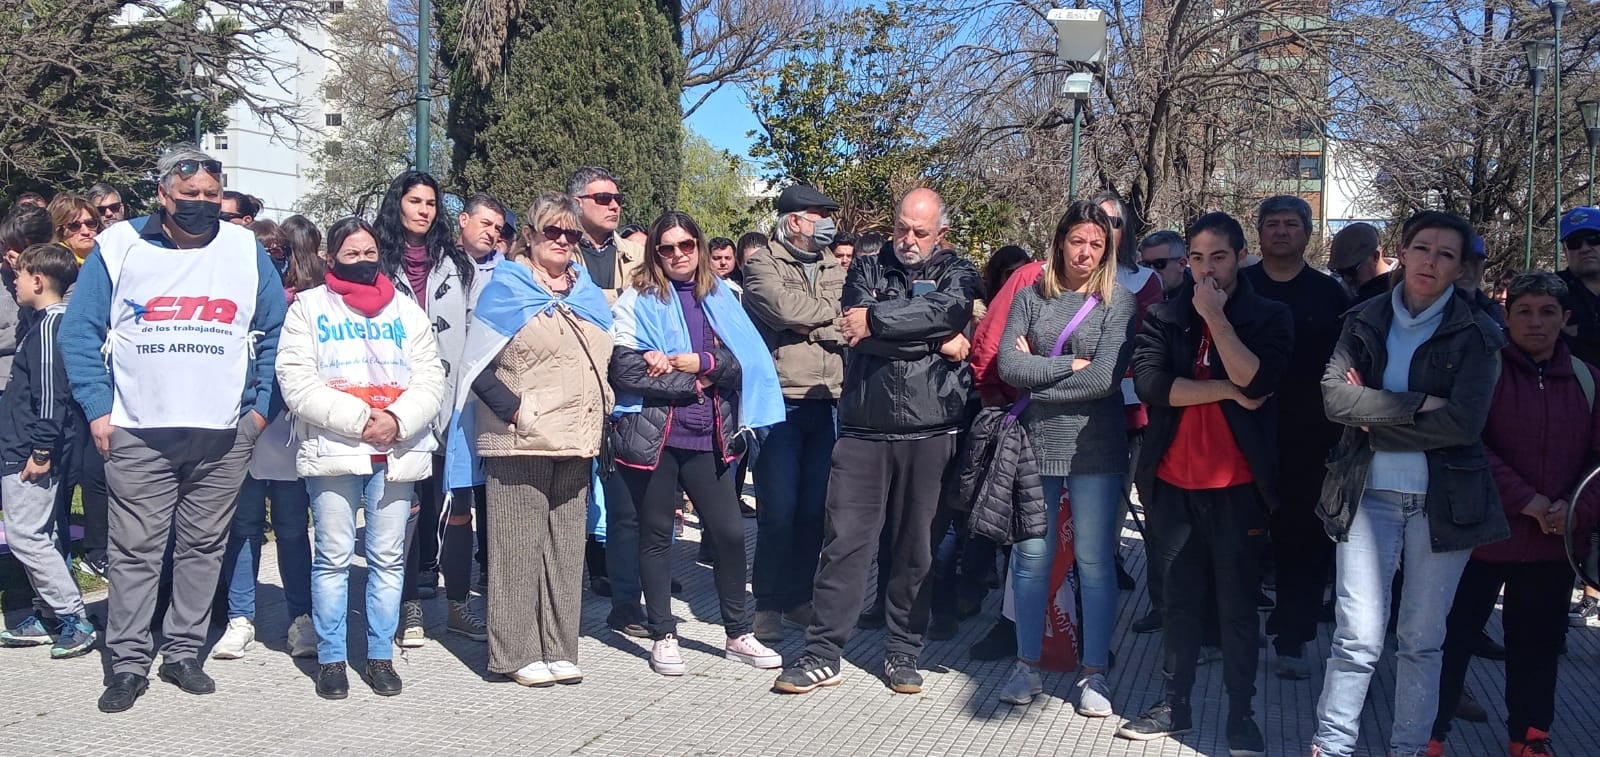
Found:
[684,85,761,159]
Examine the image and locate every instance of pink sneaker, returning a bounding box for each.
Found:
[650,635,686,676]
[725,633,783,669]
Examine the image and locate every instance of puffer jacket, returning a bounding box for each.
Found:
[955,405,1046,545]
[838,244,981,439]
[276,285,446,482]
[740,238,846,400]
[608,343,744,470]
[1320,287,1510,552]
[474,305,613,459]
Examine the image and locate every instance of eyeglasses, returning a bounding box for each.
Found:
[1564,232,1600,251]
[219,211,246,222]
[1139,258,1180,271]
[655,239,698,258]
[578,192,625,207]
[97,202,123,216]
[537,225,582,245]
[174,159,224,179]
[63,219,101,233]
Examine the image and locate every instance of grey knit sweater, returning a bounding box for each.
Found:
[997,283,1136,477]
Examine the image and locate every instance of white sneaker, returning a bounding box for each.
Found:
[724,633,782,669]
[1073,671,1114,718]
[548,660,584,684]
[211,617,255,660]
[650,635,687,676]
[287,614,317,658]
[999,659,1044,705]
[510,661,556,687]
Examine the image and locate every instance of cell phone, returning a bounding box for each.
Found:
[912,280,937,297]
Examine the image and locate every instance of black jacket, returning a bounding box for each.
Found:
[607,343,744,470]
[1319,289,1509,552]
[838,244,981,439]
[1131,275,1294,509]
[0,303,79,474]
[1559,269,1600,367]
[956,405,1047,545]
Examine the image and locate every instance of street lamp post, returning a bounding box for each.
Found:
[1581,99,1600,206]
[1525,40,1554,269]
[1063,73,1092,201]
[1048,8,1107,204]
[1551,0,1568,267]
[415,0,432,174]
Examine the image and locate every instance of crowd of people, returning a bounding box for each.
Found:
[1,142,1598,757]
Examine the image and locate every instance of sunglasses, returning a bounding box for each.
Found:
[655,239,698,258]
[1139,258,1179,271]
[175,159,224,179]
[97,202,123,216]
[536,225,582,245]
[1565,233,1600,251]
[219,211,246,222]
[578,192,625,207]
[63,219,100,233]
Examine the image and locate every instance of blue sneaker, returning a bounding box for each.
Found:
[50,615,98,659]
[1,612,60,647]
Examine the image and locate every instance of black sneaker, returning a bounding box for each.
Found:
[157,658,216,695]
[1132,609,1163,634]
[927,614,959,641]
[77,553,110,581]
[969,617,1017,661]
[365,659,403,696]
[1117,701,1192,741]
[607,604,650,639]
[773,654,842,694]
[883,653,922,694]
[1226,714,1265,756]
[316,662,349,700]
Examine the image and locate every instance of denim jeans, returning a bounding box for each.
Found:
[1011,473,1123,668]
[1313,489,1472,757]
[752,399,835,612]
[222,476,312,620]
[308,467,414,664]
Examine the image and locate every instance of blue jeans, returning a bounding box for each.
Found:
[1313,489,1472,757]
[308,467,413,664]
[1011,473,1123,668]
[221,476,312,620]
[752,399,835,612]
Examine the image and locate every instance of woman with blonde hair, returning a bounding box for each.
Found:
[996,199,1136,714]
[48,194,98,266]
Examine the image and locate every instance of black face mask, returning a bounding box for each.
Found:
[332,259,381,285]
[169,199,221,236]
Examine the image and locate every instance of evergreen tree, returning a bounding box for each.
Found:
[439,0,683,224]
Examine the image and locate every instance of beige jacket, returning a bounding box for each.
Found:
[475,305,614,458]
[740,239,846,400]
[597,233,645,305]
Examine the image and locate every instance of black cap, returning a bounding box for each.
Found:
[775,184,840,214]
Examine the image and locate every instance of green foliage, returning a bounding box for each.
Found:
[440,0,684,225]
[676,130,761,240]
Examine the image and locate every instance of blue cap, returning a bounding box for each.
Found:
[1561,207,1600,241]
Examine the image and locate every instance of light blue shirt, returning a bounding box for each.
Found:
[1368,284,1453,494]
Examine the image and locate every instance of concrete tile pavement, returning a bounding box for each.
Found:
[2,516,1598,756]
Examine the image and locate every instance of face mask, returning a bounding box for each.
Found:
[169,199,221,236]
[810,217,837,249]
[333,259,381,285]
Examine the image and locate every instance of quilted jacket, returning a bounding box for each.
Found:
[956,404,1047,545]
[607,343,743,470]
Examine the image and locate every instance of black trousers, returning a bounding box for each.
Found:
[1433,559,1571,744]
[1266,451,1335,652]
[77,433,109,559]
[805,434,957,663]
[401,456,445,602]
[1148,480,1267,714]
[621,447,749,640]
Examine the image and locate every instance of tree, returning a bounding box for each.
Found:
[677,130,760,240]
[296,0,450,225]
[681,0,836,117]
[0,0,323,206]
[437,0,683,224]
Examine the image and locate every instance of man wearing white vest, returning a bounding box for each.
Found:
[60,145,288,713]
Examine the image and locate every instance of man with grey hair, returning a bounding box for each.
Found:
[567,166,642,304]
[61,144,287,712]
[1138,230,1188,298]
[1240,194,1350,681]
[741,184,846,642]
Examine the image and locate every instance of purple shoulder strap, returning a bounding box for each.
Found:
[1006,295,1099,423]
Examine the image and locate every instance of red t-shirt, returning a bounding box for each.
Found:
[1156,325,1254,490]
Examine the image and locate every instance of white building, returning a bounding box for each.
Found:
[202,5,341,220]
[1322,139,1387,232]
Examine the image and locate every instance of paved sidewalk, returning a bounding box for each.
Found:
[2,515,1598,756]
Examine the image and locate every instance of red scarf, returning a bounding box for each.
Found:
[324,270,396,317]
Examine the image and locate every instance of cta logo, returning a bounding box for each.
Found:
[124,296,239,324]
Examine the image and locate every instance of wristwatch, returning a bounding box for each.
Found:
[29,449,51,466]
